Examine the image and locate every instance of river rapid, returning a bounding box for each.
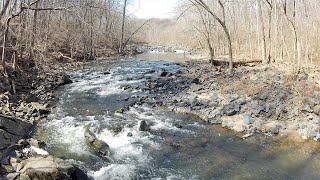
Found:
[37,53,320,180]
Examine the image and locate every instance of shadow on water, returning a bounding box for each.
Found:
[37,54,320,180]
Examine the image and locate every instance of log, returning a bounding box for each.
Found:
[58,52,74,61]
[210,59,262,67]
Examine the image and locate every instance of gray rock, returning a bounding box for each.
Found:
[6,172,20,180]
[0,115,33,159]
[84,128,110,157]
[223,104,240,116]
[58,74,73,85]
[139,120,151,131]
[314,105,320,116]
[127,132,133,137]
[243,115,254,125]
[16,156,87,180]
[208,117,223,124]
[158,69,168,77]
[302,104,313,113]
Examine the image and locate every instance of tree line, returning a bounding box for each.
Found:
[140,0,320,73]
[0,0,146,76]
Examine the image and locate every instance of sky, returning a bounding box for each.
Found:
[128,0,178,19]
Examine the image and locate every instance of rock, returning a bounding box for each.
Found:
[264,122,281,134]
[191,78,201,84]
[16,156,87,180]
[209,117,223,125]
[173,122,183,128]
[84,128,110,157]
[233,124,246,132]
[115,106,129,114]
[243,115,254,125]
[6,172,20,180]
[58,74,73,85]
[314,105,320,116]
[158,69,168,77]
[170,141,184,149]
[31,102,50,115]
[24,94,39,103]
[27,138,46,149]
[223,104,240,116]
[302,104,313,113]
[146,70,156,74]
[0,115,33,159]
[127,132,133,137]
[139,120,150,131]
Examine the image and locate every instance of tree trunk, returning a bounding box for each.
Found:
[119,0,127,53]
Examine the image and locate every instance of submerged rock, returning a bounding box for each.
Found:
[84,128,110,157]
[158,69,168,77]
[139,120,151,131]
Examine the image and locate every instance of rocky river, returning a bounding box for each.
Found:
[29,53,320,179]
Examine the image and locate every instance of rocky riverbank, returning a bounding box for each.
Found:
[0,61,89,179]
[136,59,320,141]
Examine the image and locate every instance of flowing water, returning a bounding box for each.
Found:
[38,54,320,180]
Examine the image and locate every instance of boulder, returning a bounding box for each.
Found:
[0,115,33,159]
[84,128,110,157]
[139,120,150,131]
[12,156,87,180]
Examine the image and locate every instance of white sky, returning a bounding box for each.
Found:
[128,0,178,19]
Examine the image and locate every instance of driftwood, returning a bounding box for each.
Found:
[210,59,262,67]
[58,52,74,61]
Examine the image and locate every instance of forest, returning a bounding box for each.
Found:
[1,0,320,179]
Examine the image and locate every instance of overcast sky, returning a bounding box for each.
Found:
[128,0,178,19]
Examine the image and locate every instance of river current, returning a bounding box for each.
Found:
[37,53,320,179]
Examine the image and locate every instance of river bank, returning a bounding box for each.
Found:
[0,54,122,179]
[148,59,320,141]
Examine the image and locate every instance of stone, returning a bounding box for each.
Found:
[84,128,110,157]
[31,102,50,115]
[158,69,168,77]
[17,156,87,180]
[208,117,223,125]
[127,132,133,137]
[115,106,129,114]
[223,104,240,116]
[243,115,254,125]
[173,122,183,128]
[6,172,20,180]
[171,141,184,149]
[302,104,313,113]
[0,116,33,159]
[139,120,150,131]
[57,73,73,86]
[27,138,46,149]
[191,78,201,84]
[314,105,320,116]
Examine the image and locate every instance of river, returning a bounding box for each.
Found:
[37,53,320,179]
